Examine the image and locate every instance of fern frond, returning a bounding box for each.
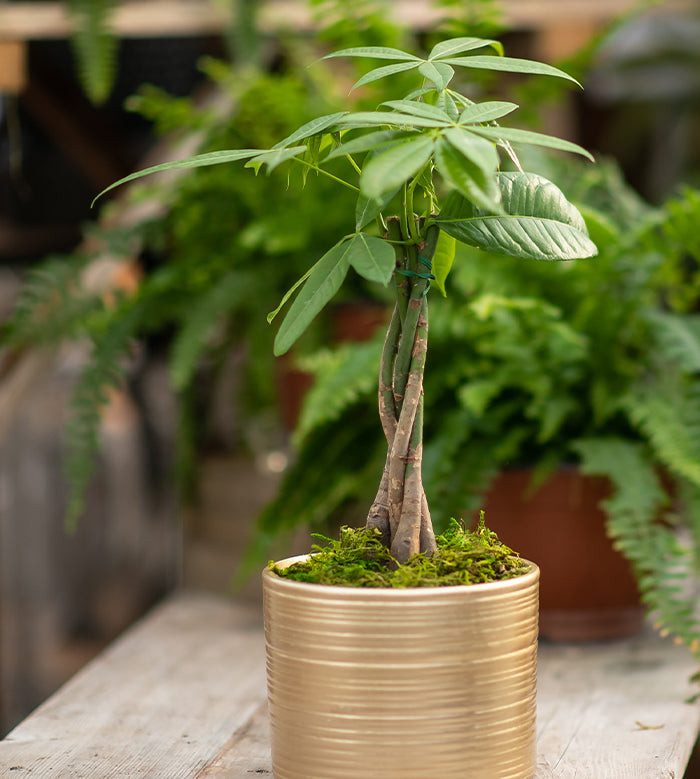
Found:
[66,0,119,105]
[8,255,101,347]
[645,311,700,374]
[169,271,255,391]
[294,337,382,444]
[423,416,500,527]
[574,437,700,657]
[677,479,700,572]
[64,301,142,531]
[626,376,700,488]
[662,187,700,268]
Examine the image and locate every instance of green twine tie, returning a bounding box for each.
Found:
[396,256,435,296]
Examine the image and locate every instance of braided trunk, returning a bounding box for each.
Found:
[366,220,439,563]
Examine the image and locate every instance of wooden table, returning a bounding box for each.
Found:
[1,591,699,777]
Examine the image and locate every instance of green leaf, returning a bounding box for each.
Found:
[355,187,399,230]
[440,55,582,87]
[350,61,420,91]
[435,137,502,213]
[471,125,594,161]
[360,135,435,201]
[273,241,353,355]
[429,37,503,60]
[323,129,402,162]
[323,46,421,62]
[267,266,315,324]
[405,87,437,101]
[432,231,456,296]
[381,100,453,123]
[458,101,519,124]
[418,61,455,90]
[93,148,268,204]
[246,145,309,173]
[272,112,347,150]
[338,111,448,130]
[443,127,499,176]
[436,172,598,260]
[345,233,396,285]
[437,91,460,121]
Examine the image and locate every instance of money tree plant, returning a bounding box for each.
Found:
[98,36,597,563]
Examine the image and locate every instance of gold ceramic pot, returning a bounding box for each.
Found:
[262,556,540,779]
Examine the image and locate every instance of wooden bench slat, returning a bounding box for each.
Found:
[0,593,267,778]
[535,636,700,777]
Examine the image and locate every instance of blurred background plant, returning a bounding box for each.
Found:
[5,0,514,524]
[65,0,120,106]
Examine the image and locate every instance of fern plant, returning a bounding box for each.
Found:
[96,36,596,563]
[66,0,119,106]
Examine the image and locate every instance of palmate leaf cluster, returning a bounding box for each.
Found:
[99,36,595,371]
[262,162,700,656]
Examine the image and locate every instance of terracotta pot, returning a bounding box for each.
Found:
[331,300,388,342]
[481,468,644,642]
[263,556,539,779]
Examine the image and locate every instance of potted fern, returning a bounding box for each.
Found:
[98,35,595,779]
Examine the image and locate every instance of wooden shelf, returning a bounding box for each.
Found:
[0,0,694,41]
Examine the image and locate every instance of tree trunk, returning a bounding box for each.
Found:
[366,222,439,563]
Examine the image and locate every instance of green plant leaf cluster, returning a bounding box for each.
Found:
[12,28,597,579]
[96,36,595,367]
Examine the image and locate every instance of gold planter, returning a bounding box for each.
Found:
[263,556,540,779]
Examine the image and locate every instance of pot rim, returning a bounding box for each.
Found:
[262,554,539,596]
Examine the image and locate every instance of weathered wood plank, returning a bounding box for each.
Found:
[0,593,267,778]
[2,592,699,778]
[196,701,271,778]
[535,633,700,778]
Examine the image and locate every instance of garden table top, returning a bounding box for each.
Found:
[1,590,698,777]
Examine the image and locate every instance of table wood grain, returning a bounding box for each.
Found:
[1,591,698,777]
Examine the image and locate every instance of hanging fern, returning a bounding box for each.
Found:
[169,270,256,392]
[66,0,119,106]
[64,301,142,531]
[7,255,101,347]
[574,437,700,657]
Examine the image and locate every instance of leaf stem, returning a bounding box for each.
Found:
[292,157,360,192]
[345,153,362,175]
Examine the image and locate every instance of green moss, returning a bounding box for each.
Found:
[269,514,529,587]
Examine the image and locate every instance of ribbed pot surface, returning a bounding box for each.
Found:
[263,557,539,779]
